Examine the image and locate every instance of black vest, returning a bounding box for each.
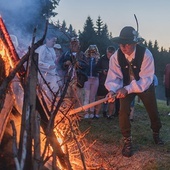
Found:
[117,45,146,86]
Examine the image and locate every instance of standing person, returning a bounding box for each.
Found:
[83,45,100,119]
[105,26,164,157]
[54,43,64,87]
[95,46,116,119]
[163,64,170,108]
[36,34,59,106]
[60,37,88,108]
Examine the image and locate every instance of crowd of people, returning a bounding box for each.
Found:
[35,25,165,158]
[36,33,120,119]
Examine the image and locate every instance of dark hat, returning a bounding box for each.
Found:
[107,46,116,53]
[70,37,79,42]
[112,26,144,44]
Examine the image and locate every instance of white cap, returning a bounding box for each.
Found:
[54,44,62,49]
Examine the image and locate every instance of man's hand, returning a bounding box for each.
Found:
[116,88,128,98]
[75,61,80,68]
[49,65,56,69]
[106,91,116,103]
[64,60,72,66]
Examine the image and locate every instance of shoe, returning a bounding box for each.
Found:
[92,114,99,119]
[153,132,164,145]
[122,137,133,157]
[103,111,107,117]
[84,113,89,119]
[130,118,134,122]
[113,112,119,117]
[107,115,114,120]
[95,114,99,118]
[89,113,94,118]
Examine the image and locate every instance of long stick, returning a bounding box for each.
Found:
[69,97,110,115]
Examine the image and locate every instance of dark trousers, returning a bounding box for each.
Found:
[119,84,162,137]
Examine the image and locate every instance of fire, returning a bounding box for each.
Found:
[0,38,11,76]
[0,16,105,170]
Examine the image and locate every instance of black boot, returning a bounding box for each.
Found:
[153,132,164,145]
[122,136,133,157]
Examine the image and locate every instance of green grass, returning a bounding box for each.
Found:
[79,99,170,170]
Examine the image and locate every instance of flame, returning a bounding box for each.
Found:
[0,16,105,170]
[0,39,11,76]
[0,16,19,64]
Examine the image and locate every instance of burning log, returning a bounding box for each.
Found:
[18,28,38,169]
[0,16,25,76]
[0,94,14,143]
[0,15,118,169]
[0,16,48,111]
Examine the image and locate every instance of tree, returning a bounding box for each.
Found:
[95,16,104,36]
[153,40,159,52]
[79,16,97,51]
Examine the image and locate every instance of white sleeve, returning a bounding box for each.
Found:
[38,46,51,70]
[105,51,124,93]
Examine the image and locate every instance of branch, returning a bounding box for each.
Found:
[10,120,21,170]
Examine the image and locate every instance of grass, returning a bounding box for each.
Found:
[79,99,170,170]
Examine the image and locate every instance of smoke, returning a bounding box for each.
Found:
[0,0,48,52]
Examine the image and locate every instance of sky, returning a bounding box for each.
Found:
[52,0,170,50]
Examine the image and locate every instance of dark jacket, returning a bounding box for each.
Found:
[96,54,109,96]
[60,50,88,77]
[96,54,109,85]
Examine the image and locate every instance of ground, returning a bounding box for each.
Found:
[0,100,170,170]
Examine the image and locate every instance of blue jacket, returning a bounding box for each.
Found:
[86,57,98,77]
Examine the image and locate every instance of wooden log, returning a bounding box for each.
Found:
[0,93,14,143]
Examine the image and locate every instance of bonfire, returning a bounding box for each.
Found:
[0,16,111,170]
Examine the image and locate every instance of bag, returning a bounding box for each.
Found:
[76,73,88,88]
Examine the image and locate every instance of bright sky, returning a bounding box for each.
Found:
[53,0,170,50]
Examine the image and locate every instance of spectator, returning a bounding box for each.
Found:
[83,45,100,119]
[95,46,116,119]
[60,37,88,108]
[105,26,164,157]
[36,34,59,106]
[163,64,170,108]
[54,43,64,87]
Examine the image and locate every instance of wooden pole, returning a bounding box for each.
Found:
[19,28,37,170]
[69,97,109,115]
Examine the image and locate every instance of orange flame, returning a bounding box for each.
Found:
[0,16,25,75]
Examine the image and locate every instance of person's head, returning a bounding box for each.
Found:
[70,37,80,52]
[85,45,100,58]
[54,44,62,55]
[106,46,116,59]
[112,26,144,55]
[46,34,57,47]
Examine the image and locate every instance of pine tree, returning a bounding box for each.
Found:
[79,16,97,51]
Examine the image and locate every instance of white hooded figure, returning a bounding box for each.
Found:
[36,35,60,106]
